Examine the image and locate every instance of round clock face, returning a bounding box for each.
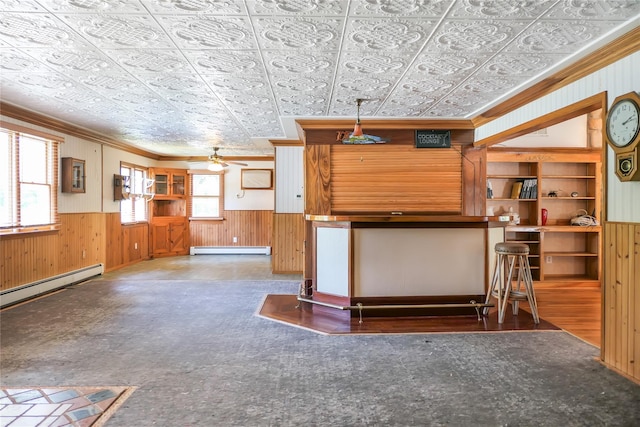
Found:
[607,98,640,148]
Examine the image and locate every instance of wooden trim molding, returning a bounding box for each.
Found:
[173,155,274,162]
[269,139,303,147]
[474,92,607,148]
[1,102,158,158]
[0,120,64,142]
[473,27,640,128]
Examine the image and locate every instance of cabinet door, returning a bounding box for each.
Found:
[155,173,169,195]
[171,173,186,196]
[151,222,171,255]
[169,220,188,254]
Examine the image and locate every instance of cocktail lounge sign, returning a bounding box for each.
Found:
[415,130,451,148]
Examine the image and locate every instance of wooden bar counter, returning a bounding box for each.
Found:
[305,214,507,317]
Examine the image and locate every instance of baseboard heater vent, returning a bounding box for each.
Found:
[1,264,104,308]
[190,246,271,255]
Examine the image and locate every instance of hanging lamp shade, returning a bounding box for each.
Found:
[351,98,364,137]
[342,98,390,145]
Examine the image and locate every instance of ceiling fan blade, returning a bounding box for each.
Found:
[228,161,248,166]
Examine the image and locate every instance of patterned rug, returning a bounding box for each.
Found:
[0,386,135,427]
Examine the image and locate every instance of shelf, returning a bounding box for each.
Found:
[541,197,595,200]
[542,274,599,282]
[545,252,598,257]
[540,226,601,232]
[488,198,536,201]
[487,148,602,285]
[542,175,596,179]
[487,175,537,179]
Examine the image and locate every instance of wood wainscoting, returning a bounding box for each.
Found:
[189,210,272,247]
[1,213,106,290]
[105,213,149,271]
[272,213,304,274]
[603,222,640,382]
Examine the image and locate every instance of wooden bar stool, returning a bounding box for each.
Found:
[483,242,540,324]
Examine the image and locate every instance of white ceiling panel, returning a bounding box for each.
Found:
[0,0,638,156]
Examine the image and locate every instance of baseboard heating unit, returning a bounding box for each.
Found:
[190,246,271,255]
[0,263,104,308]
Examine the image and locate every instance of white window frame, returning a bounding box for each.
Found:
[120,162,150,224]
[0,126,60,234]
[189,171,223,220]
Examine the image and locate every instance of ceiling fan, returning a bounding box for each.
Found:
[207,147,248,171]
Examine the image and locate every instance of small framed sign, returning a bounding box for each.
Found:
[241,169,273,190]
[415,130,451,148]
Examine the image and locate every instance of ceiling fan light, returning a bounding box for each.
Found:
[208,162,224,172]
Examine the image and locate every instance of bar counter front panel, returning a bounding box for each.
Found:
[311,216,505,304]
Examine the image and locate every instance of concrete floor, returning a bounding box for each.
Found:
[2,255,639,426]
[99,254,302,282]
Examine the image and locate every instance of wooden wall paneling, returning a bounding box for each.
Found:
[330,145,462,214]
[128,224,149,262]
[462,145,486,216]
[189,210,272,247]
[614,224,630,372]
[58,213,105,271]
[1,233,58,290]
[635,224,640,380]
[1,213,108,290]
[304,145,331,215]
[271,213,304,274]
[304,219,315,286]
[105,214,149,271]
[105,213,123,270]
[603,222,640,382]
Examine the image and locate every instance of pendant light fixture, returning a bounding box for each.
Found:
[342,98,390,144]
[351,98,364,137]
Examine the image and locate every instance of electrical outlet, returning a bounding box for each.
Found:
[82,250,86,259]
[233,236,238,243]
[546,256,552,264]
[134,242,138,250]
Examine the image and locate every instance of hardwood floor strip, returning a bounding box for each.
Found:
[258,287,601,348]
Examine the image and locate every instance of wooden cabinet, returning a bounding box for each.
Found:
[150,217,188,257]
[149,167,189,257]
[487,148,602,285]
[151,169,186,198]
[61,157,85,193]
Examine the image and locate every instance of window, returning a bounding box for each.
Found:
[0,126,59,233]
[189,172,223,219]
[120,163,149,224]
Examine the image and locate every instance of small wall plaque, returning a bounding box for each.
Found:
[241,169,273,190]
[415,130,451,148]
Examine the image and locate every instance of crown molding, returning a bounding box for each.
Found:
[1,102,161,159]
[472,26,640,128]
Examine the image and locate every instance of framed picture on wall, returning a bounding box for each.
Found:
[241,169,273,190]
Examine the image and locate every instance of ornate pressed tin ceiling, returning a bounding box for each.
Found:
[0,0,639,156]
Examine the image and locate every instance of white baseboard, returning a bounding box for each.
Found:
[1,264,104,308]
[190,246,271,255]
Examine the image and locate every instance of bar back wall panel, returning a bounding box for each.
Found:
[330,145,462,214]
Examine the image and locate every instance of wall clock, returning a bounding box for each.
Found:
[606,91,640,181]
